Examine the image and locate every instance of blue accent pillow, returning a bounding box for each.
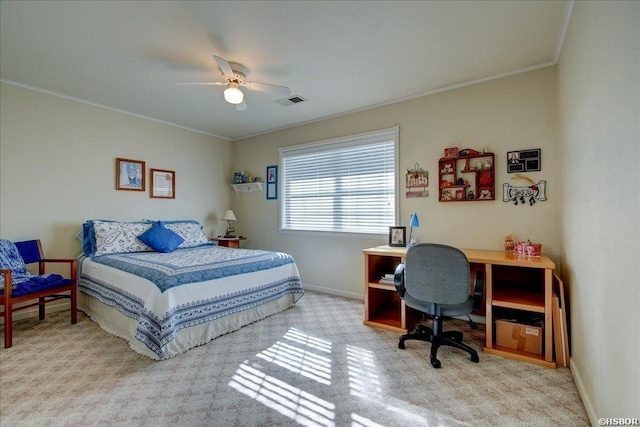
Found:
[81,221,95,256]
[137,223,184,253]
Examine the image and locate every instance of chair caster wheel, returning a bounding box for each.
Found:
[471,354,479,363]
[398,340,406,350]
[430,357,441,369]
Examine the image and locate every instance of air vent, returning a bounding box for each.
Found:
[275,95,307,107]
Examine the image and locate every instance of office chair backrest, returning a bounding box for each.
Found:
[405,243,470,305]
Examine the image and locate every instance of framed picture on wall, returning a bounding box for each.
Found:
[150,168,175,199]
[444,147,458,158]
[389,226,406,247]
[507,149,541,173]
[266,165,277,200]
[116,158,145,191]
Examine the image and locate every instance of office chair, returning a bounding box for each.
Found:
[394,243,480,368]
[0,239,77,348]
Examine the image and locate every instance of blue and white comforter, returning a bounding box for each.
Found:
[78,245,303,359]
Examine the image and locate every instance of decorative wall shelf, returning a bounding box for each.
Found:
[438,150,495,202]
[231,182,263,193]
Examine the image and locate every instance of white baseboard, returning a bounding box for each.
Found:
[302,283,364,301]
[570,357,598,426]
[0,300,71,325]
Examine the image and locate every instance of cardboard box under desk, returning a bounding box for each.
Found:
[495,319,543,354]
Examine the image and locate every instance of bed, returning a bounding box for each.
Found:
[76,219,304,360]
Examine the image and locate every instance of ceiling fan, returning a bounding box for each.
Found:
[176,55,291,111]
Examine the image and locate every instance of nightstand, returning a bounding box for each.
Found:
[212,236,247,248]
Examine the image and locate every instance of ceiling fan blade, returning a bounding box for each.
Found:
[235,101,247,111]
[244,81,291,96]
[175,81,226,86]
[213,55,235,77]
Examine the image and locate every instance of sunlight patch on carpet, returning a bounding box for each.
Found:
[284,327,332,353]
[257,340,332,385]
[347,345,382,401]
[229,361,336,427]
[351,412,387,427]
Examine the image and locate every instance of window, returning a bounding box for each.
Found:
[279,127,398,235]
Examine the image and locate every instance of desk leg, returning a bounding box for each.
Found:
[485,263,493,350]
[544,268,553,362]
[364,255,370,322]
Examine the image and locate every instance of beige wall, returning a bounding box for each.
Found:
[0,83,233,259]
[4,5,638,417]
[557,0,639,420]
[233,67,559,298]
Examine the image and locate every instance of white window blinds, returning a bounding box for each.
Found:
[279,127,398,234]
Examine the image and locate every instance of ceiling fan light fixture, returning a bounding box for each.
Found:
[224,84,244,104]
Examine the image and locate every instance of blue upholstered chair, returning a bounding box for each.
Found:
[394,243,480,368]
[0,239,77,348]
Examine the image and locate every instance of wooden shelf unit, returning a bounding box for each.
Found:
[438,151,495,201]
[363,246,419,333]
[363,246,558,368]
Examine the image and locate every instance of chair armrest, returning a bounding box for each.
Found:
[394,263,405,298]
[472,270,484,311]
[1,269,13,297]
[38,258,77,280]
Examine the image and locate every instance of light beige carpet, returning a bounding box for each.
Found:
[0,291,588,426]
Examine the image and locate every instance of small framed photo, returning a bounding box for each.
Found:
[116,158,145,191]
[150,168,175,199]
[389,226,406,247]
[444,147,458,158]
[266,165,277,200]
[507,148,541,173]
[267,165,277,183]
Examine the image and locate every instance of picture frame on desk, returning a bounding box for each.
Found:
[388,226,406,247]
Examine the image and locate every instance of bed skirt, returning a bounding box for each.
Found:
[78,290,297,360]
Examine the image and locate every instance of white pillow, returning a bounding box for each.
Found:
[164,222,209,248]
[93,220,153,256]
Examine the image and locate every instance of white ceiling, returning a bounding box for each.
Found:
[0,1,570,141]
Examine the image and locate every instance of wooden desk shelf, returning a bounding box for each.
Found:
[492,287,545,312]
[363,246,558,368]
[363,246,419,333]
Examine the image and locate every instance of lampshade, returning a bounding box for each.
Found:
[222,210,236,221]
[223,84,244,105]
[410,212,420,228]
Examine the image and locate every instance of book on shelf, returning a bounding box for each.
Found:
[379,273,395,285]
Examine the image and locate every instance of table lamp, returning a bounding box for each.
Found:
[222,210,237,237]
[408,212,420,247]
